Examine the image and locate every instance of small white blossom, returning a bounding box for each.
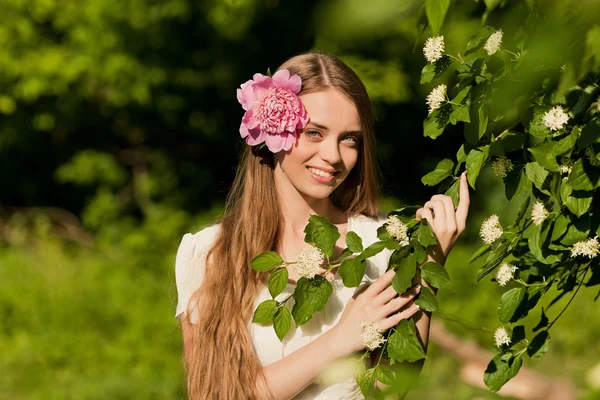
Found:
[426,84,447,114]
[494,263,518,287]
[423,35,445,63]
[570,236,600,259]
[484,30,503,56]
[480,214,503,245]
[531,201,549,226]
[295,245,325,279]
[595,95,600,113]
[386,215,410,246]
[542,106,570,131]
[361,322,386,351]
[494,326,511,348]
[491,156,514,178]
[558,164,572,175]
[586,147,600,167]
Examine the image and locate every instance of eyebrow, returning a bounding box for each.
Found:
[307,121,362,136]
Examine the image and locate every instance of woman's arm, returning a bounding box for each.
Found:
[180,315,346,399]
[180,268,422,400]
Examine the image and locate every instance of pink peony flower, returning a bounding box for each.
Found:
[236,69,309,153]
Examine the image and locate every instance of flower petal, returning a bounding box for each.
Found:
[273,69,302,93]
[265,132,287,153]
[246,127,265,146]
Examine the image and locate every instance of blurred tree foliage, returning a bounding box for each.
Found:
[1,0,599,398]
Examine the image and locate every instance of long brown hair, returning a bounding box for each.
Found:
[183,51,381,399]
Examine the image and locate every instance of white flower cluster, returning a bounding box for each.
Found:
[426,84,447,114]
[494,326,511,348]
[361,322,386,351]
[423,35,445,63]
[295,245,325,279]
[558,163,572,175]
[480,214,503,245]
[531,201,549,226]
[491,156,514,178]
[386,215,410,246]
[484,30,503,55]
[542,106,570,131]
[570,236,600,259]
[494,263,518,286]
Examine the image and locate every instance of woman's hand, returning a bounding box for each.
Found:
[330,269,422,357]
[416,170,470,264]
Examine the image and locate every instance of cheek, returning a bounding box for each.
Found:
[342,148,360,172]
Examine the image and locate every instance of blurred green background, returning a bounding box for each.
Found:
[1,0,599,399]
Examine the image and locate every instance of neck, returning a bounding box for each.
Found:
[274,171,342,239]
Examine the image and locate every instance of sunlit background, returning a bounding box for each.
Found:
[1,0,599,398]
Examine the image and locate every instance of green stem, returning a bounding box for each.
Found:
[547,266,589,330]
[515,279,549,287]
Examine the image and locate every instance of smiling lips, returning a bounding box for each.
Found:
[307,166,338,183]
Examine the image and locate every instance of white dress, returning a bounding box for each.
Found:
[174,214,391,399]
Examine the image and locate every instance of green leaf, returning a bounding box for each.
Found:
[528,220,561,264]
[528,142,559,172]
[527,107,553,138]
[357,367,376,398]
[345,231,363,253]
[504,167,531,202]
[304,215,341,258]
[466,145,490,189]
[444,178,460,208]
[420,55,453,84]
[425,0,450,36]
[415,286,438,312]
[421,158,454,186]
[360,241,387,260]
[268,268,289,298]
[490,131,527,156]
[416,220,437,247]
[449,103,471,125]
[392,253,417,294]
[387,319,426,363]
[464,98,488,144]
[561,180,593,217]
[375,365,395,385]
[498,287,526,323]
[469,244,491,263]
[533,309,549,332]
[465,26,496,54]
[578,117,600,150]
[553,128,579,156]
[421,262,450,288]
[484,354,523,392]
[291,276,333,326]
[567,158,600,191]
[476,239,511,282]
[253,300,278,323]
[339,257,366,288]
[273,306,291,341]
[424,103,453,139]
[508,196,531,230]
[525,162,549,192]
[250,251,284,272]
[527,331,551,359]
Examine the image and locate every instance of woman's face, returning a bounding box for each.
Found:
[274,88,362,201]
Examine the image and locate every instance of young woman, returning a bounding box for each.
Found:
[175,51,470,399]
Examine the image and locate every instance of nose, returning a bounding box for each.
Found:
[319,137,343,166]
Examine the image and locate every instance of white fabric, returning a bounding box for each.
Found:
[174,214,391,399]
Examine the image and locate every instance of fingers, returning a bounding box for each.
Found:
[381,285,421,315]
[456,170,470,233]
[415,207,434,227]
[363,268,396,298]
[380,301,420,331]
[423,199,446,230]
[377,282,419,305]
[431,194,457,234]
